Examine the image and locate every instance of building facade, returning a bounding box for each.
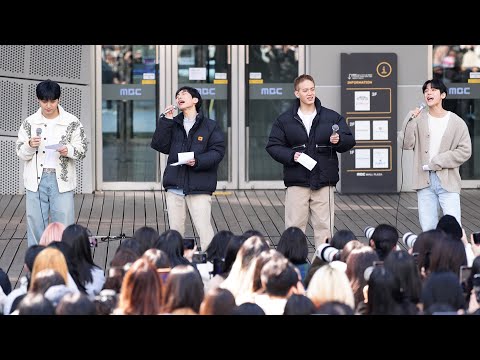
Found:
[1,45,477,194]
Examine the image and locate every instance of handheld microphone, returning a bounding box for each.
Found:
[331,124,339,135]
[407,103,426,122]
[36,128,42,136]
[160,105,177,117]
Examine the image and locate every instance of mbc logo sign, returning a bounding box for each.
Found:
[448,87,470,95]
[195,88,215,96]
[261,88,283,95]
[120,88,142,96]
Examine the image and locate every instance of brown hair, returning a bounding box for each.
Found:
[294,74,315,90]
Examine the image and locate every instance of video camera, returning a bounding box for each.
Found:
[191,251,207,264]
[315,243,341,263]
[402,232,418,249]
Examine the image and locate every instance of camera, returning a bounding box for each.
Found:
[402,232,418,249]
[472,232,480,245]
[192,251,207,264]
[473,274,480,303]
[315,243,341,263]
[183,237,196,250]
[364,226,375,240]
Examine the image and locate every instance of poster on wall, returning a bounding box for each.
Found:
[340,53,397,194]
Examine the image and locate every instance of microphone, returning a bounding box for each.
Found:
[160,105,177,117]
[36,128,42,136]
[331,124,339,135]
[407,103,426,122]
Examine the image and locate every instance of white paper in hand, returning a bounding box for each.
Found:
[297,153,317,171]
[45,143,63,150]
[170,151,195,166]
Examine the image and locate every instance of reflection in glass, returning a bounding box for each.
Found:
[101,45,157,182]
[177,45,229,181]
[432,45,480,180]
[248,45,299,180]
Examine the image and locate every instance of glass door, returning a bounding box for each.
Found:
[432,45,480,188]
[173,45,237,189]
[98,45,163,190]
[239,45,304,189]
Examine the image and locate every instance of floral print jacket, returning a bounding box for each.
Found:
[16,105,87,193]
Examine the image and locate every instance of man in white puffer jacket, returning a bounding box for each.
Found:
[16,80,87,246]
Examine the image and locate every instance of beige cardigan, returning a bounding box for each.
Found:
[399,110,471,193]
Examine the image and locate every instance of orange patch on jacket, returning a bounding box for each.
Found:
[198,136,203,141]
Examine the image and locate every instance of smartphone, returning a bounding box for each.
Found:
[473,232,480,245]
[192,251,207,264]
[460,265,472,285]
[183,237,195,250]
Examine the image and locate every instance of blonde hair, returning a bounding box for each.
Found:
[306,264,355,309]
[39,222,65,246]
[31,247,68,288]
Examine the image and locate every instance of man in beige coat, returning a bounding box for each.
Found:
[400,78,471,231]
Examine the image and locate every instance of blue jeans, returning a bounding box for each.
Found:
[26,172,74,246]
[417,171,461,231]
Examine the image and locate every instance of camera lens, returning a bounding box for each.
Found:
[402,232,417,249]
[316,243,340,262]
[364,226,375,240]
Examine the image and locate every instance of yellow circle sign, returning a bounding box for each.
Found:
[376,62,392,78]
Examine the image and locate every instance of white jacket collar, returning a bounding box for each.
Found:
[31,104,71,125]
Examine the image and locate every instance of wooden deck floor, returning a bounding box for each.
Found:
[2,189,480,289]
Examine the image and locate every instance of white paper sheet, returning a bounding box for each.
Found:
[170,151,195,166]
[373,148,389,168]
[45,143,63,150]
[354,91,370,111]
[189,68,206,81]
[373,121,388,140]
[297,153,317,171]
[355,121,370,140]
[355,149,370,168]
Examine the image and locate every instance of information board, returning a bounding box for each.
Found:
[340,53,397,193]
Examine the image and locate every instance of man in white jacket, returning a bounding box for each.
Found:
[16,80,87,246]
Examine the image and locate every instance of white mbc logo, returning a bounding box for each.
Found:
[261,88,283,95]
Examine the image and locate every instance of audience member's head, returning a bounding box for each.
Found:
[283,294,316,315]
[39,222,65,246]
[17,293,55,315]
[56,292,96,315]
[331,229,356,250]
[133,226,159,255]
[199,287,236,315]
[230,302,265,315]
[421,271,466,314]
[436,215,462,240]
[276,227,308,265]
[370,224,399,261]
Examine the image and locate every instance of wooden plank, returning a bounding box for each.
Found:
[0,238,21,273]
[74,194,84,223]
[254,190,284,246]
[1,196,23,230]
[7,239,27,285]
[76,193,94,228]
[216,192,243,235]
[244,190,280,243]
[134,191,146,230]
[123,191,135,236]
[154,191,168,234]
[0,195,13,219]
[235,190,268,236]
[144,192,157,228]
[226,191,255,235]
[211,194,228,233]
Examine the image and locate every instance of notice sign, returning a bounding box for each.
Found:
[340,53,397,194]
